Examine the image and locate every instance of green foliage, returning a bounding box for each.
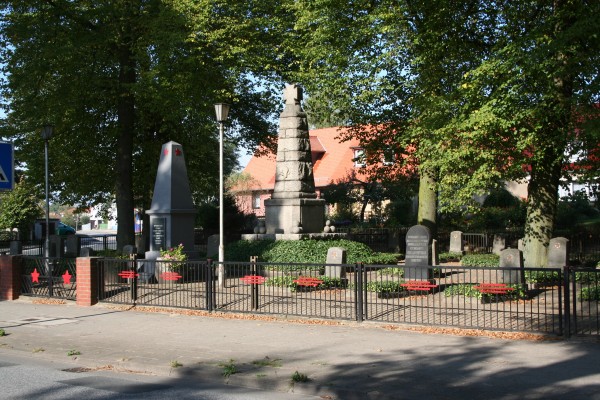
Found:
[291,371,309,383]
[225,239,397,265]
[438,252,463,263]
[219,359,237,378]
[0,328,6,336]
[579,287,600,301]
[170,360,183,368]
[365,280,404,294]
[265,275,346,291]
[461,254,500,268]
[67,350,81,356]
[376,267,404,277]
[444,284,482,298]
[0,179,42,238]
[525,270,561,285]
[555,192,600,230]
[574,271,600,285]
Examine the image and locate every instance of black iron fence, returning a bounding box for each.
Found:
[95,259,599,337]
[15,255,598,337]
[20,256,77,300]
[80,234,117,253]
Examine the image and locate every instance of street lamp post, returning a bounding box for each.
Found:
[214,103,230,287]
[41,125,53,294]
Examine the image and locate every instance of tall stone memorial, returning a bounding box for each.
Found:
[146,141,197,259]
[264,84,326,234]
[404,225,433,280]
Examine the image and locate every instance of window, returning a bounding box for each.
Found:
[383,147,395,165]
[353,148,365,167]
[252,192,261,209]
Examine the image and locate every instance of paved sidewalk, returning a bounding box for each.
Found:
[0,299,599,399]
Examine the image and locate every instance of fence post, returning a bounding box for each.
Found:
[356,263,363,322]
[206,259,214,311]
[129,253,138,303]
[76,257,100,306]
[251,256,259,310]
[563,266,571,338]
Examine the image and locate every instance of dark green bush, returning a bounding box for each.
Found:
[525,270,561,284]
[580,287,600,301]
[264,275,346,291]
[365,280,405,293]
[439,252,463,263]
[461,254,500,267]
[225,239,398,264]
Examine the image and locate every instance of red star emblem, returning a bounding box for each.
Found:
[31,268,40,283]
[175,148,182,156]
[163,148,169,156]
[62,271,72,284]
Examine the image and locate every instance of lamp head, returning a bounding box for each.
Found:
[214,103,230,123]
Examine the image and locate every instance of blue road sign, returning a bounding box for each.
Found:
[0,141,14,191]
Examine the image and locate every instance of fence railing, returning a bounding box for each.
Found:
[15,256,598,337]
[20,256,77,300]
[96,259,589,336]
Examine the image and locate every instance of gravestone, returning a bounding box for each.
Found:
[65,235,81,258]
[325,247,347,279]
[449,231,463,253]
[123,245,137,256]
[9,240,22,255]
[517,238,524,252]
[499,248,524,284]
[492,235,506,255]
[548,237,569,268]
[404,225,432,280]
[431,239,439,266]
[145,141,197,259]
[264,84,326,234]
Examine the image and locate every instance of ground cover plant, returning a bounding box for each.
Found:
[461,254,500,267]
[225,239,398,265]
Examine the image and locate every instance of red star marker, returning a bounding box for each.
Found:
[175,148,182,156]
[62,271,72,284]
[31,268,40,283]
[163,148,169,156]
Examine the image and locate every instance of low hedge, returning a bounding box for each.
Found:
[461,254,500,267]
[225,238,399,265]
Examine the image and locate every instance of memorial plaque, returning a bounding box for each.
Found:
[404,225,432,280]
[548,237,569,268]
[151,218,166,251]
[499,248,524,284]
[325,247,347,279]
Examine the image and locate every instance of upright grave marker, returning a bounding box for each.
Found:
[548,237,569,268]
[325,247,347,279]
[449,231,463,253]
[499,248,524,284]
[404,225,432,280]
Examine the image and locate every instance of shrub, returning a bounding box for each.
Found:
[365,280,404,294]
[580,287,600,301]
[376,267,404,277]
[439,252,463,263]
[265,275,346,291]
[525,270,561,285]
[461,254,500,267]
[225,239,398,265]
[575,270,600,284]
[444,284,482,298]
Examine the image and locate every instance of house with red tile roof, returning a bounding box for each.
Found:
[233,126,372,218]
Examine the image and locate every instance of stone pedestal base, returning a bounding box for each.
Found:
[264,198,326,234]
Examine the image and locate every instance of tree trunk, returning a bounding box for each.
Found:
[523,155,562,267]
[115,41,136,252]
[523,0,574,268]
[418,168,437,237]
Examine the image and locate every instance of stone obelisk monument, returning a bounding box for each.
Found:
[146,141,197,258]
[264,84,326,235]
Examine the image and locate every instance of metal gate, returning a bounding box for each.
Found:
[21,256,77,300]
